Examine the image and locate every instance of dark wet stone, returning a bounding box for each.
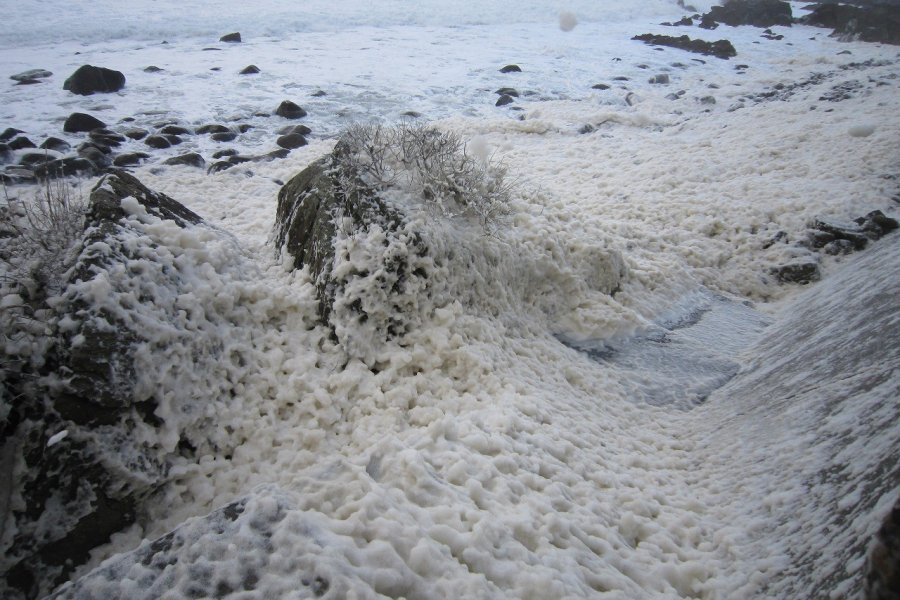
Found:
[196,124,231,135]
[144,66,164,73]
[275,100,308,119]
[212,149,238,159]
[90,130,126,147]
[495,94,515,106]
[277,124,312,136]
[33,157,100,179]
[113,152,151,167]
[8,137,36,151]
[1,127,24,141]
[40,137,70,153]
[211,132,238,142]
[159,125,191,136]
[649,74,671,84]
[592,83,611,90]
[500,64,522,73]
[702,0,792,28]
[495,87,520,97]
[164,153,205,168]
[10,68,52,82]
[277,133,308,149]
[124,128,149,140]
[63,65,126,95]
[240,65,260,74]
[771,259,821,284]
[64,112,107,133]
[144,135,171,149]
[311,89,327,97]
[632,34,738,60]
[207,160,235,174]
[220,32,242,43]
[19,152,56,167]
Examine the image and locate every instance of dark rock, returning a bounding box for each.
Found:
[164,134,183,146]
[500,64,522,73]
[211,132,238,142]
[702,0,792,28]
[0,143,11,164]
[579,124,596,134]
[143,66,164,73]
[804,229,836,249]
[855,210,899,237]
[278,124,312,136]
[865,495,900,600]
[63,112,106,133]
[801,3,900,45]
[237,124,253,133]
[771,258,821,284]
[89,130,126,148]
[40,137,70,153]
[8,136,36,150]
[209,67,221,71]
[77,141,112,156]
[124,128,149,140]
[219,32,242,43]
[19,152,56,167]
[495,94,515,106]
[228,155,253,165]
[311,89,327,97]
[164,152,205,168]
[63,65,126,95]
[76,147,111,169]
[632,34,738,59]
[1,127,24,141]
[613,76,630,81]
[159,124,191,136]
[276,133,308,149]
[196,124,231,135]
[113,152,151,167]
[212,148,238,159]
[239,65,260,74]
[14,78,43,85]
[823,239,856,255]
[275,100,308,119]
[144,135,171,149]
[699,14,720,29]
[258,148,290,162]
[495,87,520,97]
[649,74,671,84]
[207,160,235,174]
[810,217,870,250]
[700,95,717,104]
[592,83,611,90]
[33,157,100,179]
[10,68,52,82]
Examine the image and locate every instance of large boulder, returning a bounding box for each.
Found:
[800,3,900,45]
[632,34,738,59]
[63,112,107,134]
[0,171,259,599]
[63,65,126,96]
[702,0,793,28]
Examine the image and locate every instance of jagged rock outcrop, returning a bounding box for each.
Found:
[632,34,738,59]
[702,0,793,28]
[0,171,255,599]
[800,2,900,45]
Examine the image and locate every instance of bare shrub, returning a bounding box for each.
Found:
[334,123,512,231]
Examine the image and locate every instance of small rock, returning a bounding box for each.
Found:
[810,217,870,249]
[8,137,36,151]
[144,66,164,73]
[113,152,151,167]
[700,95,716,105]
[212,149,238,159]
[10,68,52,82]
[276,133,308,149]
[402,111,422,118]
[211,132,238,142]
[90,131,126,147]
[40,137,70,153]
[275,101,308,119]
[823,239,855,255]
[855,210,898,237]
[78,146,111,168]
[220,32,242,43]
[278,125,312,136]
[500,64,522,73]
[78,141,112,156]
[144,135,171,149]
[1,128,23,141]
[207,161,235,174]
[495,94,515,106]
[19,152,56,167]
[495,87,520,97]
[63,64,126,95]
[237,124,253,133]
[196,124,231,135]
[64,112,107,133]
[649,74,670,84]
[164,135,183,146]
[164,153,206,168]
[0,143,12,164]
[311,90,327,97]
[159,124,191,136]
[124,129,149,140]
[240,65,260,75]
[579,124,596,134]
[592,83,610,90]
[34,157,99,179]
[771,259,820,284]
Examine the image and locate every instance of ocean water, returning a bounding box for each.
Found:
[1,1,899,598]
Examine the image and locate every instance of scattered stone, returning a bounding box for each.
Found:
[311,90,327,97]
[700,95,717,104]
[207,160,235,174]
[495,94,515,106]
[275,100,308,119]
[220,32,242,43]
[210,67,221,72]
[77,141,112,156]
[10,68,52,82]
[164,134,183,146]
[63,64,126,95]
[143,66,164,73]
[77,146,111,168]
[702,0,792,28]
[212,149,238,159]
[855,210,899,237]
[0,166,35,185]
[632,34,738,59]
[40,137,70,152]
[19,152,56,167]
[237,124,253,133]
[90,131,126,147]
[159,124,191,136]
[33,156,100,179]
[164,153,206,168]
[276,133,308,149]
[0,143,12,164]
[8,136,36,150]
[277,125,312,138]
[63,112,106,133]
[500,64,522,73]
[771,258,821,284]
[196,124,231,135]
[592,83,611,90]
[144,135,171,149]
[113,152,151,167]
[124,128,149,140]
[579,124,596,134]
[259,148,290,162]
[240,65,260,74]
[495,87,520,97]
[1,127,23,141]
[810,217,870,250]
[613,76,630,81]
[211,132,238,142]
[699,14,720,29]
[649,74,671,84]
